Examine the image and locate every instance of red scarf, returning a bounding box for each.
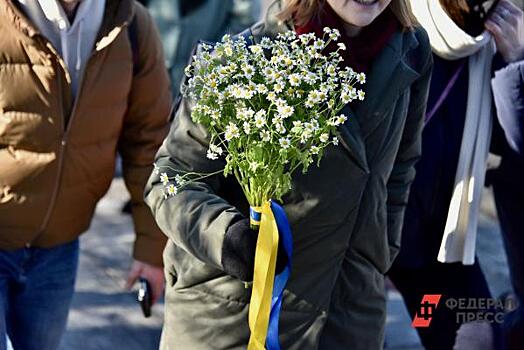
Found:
[295,2,400,73]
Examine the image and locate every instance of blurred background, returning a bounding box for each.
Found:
[46,0,523,349]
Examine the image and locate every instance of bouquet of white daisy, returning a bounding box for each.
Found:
[156,28,365,350]
[163,28,365,210]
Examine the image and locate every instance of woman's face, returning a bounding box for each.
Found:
[326,0,393,28]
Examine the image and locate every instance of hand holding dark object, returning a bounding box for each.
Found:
[485,0,524,63]
[126,260,164,305]
[138,278,152,318]
[222,218,288,282]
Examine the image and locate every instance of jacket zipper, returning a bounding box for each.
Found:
[32,41,96,246]
[30,21,134,246]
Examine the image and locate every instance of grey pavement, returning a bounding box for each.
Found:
[57,179,512,350]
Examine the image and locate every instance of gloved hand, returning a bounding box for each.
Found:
[222,218,288,282]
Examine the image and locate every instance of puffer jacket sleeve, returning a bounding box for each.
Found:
[386,29,433,266]
[491,60,524,156]
[118,4,171,267]
[144,97,245,270]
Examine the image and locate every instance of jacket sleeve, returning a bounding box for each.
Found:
[118,4,172,267]
[144,97,244,270]
[491,60,524,156]
[386,31,433,265]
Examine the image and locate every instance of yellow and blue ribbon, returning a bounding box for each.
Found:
[249,206,262,227]
[247,201,293,350]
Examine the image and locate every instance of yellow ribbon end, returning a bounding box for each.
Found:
[247,201,280,350]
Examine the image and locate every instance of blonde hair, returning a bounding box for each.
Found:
[278,0,418,29]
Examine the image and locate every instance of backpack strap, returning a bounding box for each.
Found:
[128,15,140,76]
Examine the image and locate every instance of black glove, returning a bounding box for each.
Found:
[222,218,288,282]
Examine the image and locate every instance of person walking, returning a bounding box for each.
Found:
[0,0,171,349]
[145,0,432,348]
[389,1,524,349]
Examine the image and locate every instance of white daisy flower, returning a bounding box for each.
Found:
[277,104,294,119]
[299,33,312,45]
[206,150,218,160]
[224,45,233,57]
[243,121,251,134]
[305,122,316,133]
[305,100,314,109]
[266,92,277,102]
[254,112,266,128]
[242,64,255,79]
[257,84,268,94]
[249,45,263,55]
[326,65,337,77]
[329,29,341,40]
[210,109,220,120]
[160,172,169,186]
[307,90,321,105]
[260,37,272,48]
[208,79,218,89]
[224,123,240,141]
[240,88,254,99]
[341,91,352,104]
[313,39,324,51]
[184,65,192,77]
[166,183,177,196]
[238,107,255,121]
[209,144,223,155]
[260,130,271,142]
[358,90,366,101]
[317,90,327,102]
[357,73,366,84]
[336,114,348,125]
[300,131,312,143]
[175,174,185,186]
[349,88,358,100]
[289,74,301,87]
[282,56,293,67]
[320,133,329,143]
[274,98,286,108]
[279,137,291,149]
[274,81,284,94]
[311,145,320,155]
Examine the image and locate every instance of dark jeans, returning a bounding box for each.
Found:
[388,260,492,350]
[0,240,79,350]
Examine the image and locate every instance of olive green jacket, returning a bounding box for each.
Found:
[145,5,432,349]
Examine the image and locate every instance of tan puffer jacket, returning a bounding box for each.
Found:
[0,0,171,266]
